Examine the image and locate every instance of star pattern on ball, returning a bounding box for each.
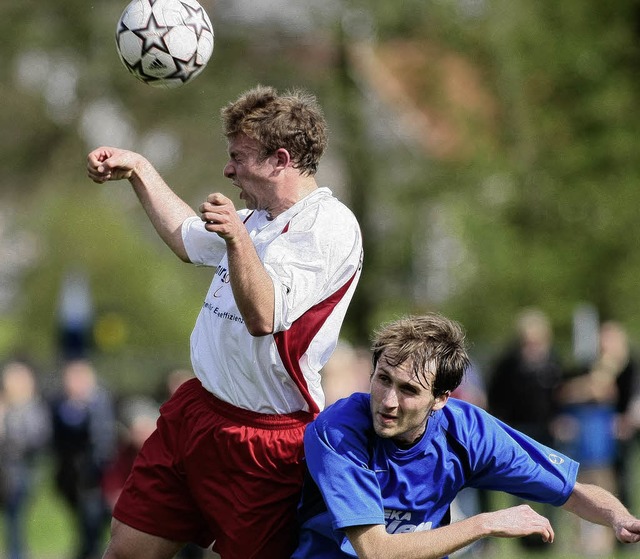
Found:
[168,52,202,83]
[131,12,171,54]
[125,58,162,85]
[181,2,211,37]
[116,0,213,88]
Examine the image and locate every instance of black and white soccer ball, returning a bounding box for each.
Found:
[115,0,214,88]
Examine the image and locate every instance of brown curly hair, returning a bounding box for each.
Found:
[221,85,328,176]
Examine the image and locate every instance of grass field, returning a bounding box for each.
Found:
[1,450,639,559]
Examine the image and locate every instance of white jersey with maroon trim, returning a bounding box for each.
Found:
[182,187,363,414]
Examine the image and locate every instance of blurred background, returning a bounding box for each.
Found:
[1,0,640,557]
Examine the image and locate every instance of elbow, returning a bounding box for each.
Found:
[246,324,273,337]
[245,318,274,337]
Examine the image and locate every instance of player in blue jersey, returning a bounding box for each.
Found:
[293,313,640,559]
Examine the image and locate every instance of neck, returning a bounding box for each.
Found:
[267,176,318,219]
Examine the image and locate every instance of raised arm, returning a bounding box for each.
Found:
[345,504,554,559]
[562,482,640,544]
[87,146,196,262]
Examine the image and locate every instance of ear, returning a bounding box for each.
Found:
[432,391,450,412]
[273,148,291,171]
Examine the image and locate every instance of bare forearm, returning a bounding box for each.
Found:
[347,520,483,559]
[129,158,196,261]
[563,482,630,528]
[563,482,640,544]
[347,506,553,559]
[226,234,275,336]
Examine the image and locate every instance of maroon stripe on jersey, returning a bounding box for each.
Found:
[274,270,359,414]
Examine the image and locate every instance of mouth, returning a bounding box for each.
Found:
[376,412,398,426]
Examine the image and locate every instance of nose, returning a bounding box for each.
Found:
[223,160,234,178]
[380,388,398,409]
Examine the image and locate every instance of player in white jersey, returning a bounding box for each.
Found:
[184,189,361,414]
[87,85,363,559]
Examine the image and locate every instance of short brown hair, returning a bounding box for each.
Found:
[221,85,328,176]
[371,313,470,397]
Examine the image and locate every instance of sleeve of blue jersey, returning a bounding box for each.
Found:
[452,402,580,506]
[305,398,385,531]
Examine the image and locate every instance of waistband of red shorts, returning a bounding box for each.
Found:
[192,379,315,430]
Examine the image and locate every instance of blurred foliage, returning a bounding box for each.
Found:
[359,0,640,360]
[1,0,640,392]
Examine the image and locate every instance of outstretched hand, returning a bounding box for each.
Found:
[87,146,145,184]
[614,517,640,544]
[485,504,554,543]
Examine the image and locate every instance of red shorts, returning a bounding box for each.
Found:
[113,378,314,559]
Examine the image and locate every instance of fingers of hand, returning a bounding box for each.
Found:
[87,163,109,183]
[618,526,640,543]
[206,192,229,205]
[200,204,220,223]
[87,149,114,181]
[86,147,137,182]
[200,198,233,223]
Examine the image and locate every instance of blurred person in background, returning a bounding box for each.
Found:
[321,340,371,407]
[596,322,639,514]
[488,308,563,447]
[488,307,563,551]
[555,320,639,556]
[0,357,51,559]
[86,85,363,559]
[101,396,159,512]
[50,358,117,559]
[449,361,490,558]
[155,367,196,405]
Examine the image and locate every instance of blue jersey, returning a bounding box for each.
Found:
[293,393,579,558]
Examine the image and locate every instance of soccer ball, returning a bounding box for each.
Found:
[115,0,214,88]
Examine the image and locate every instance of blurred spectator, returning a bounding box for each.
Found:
[102,396,159,511]
[487,308,563,551]
[50,358,117,559]
[57,268,94,361]
[599,321,638,513]
[320,340,371,406]
[450,361,489,558]
[156,367,196,404]
[555,320,639,556]
[0,358,51,559]
[488,308,563,445]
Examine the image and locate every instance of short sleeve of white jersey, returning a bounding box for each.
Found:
[181,213,258,267]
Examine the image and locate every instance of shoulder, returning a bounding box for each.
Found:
[439,398,556,458]
[291,189,360,233]
[308,393,372,451]
[439,398,501,442]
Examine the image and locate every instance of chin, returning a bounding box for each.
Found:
[373,424,395,439]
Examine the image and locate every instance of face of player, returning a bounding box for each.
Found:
[223,134,279,213]
[369,353,448,448]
